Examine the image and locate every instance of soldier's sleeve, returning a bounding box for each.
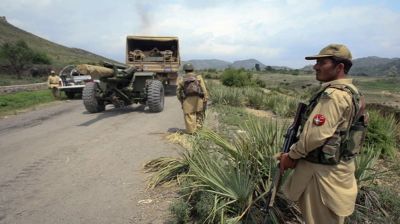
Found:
[47,76,51,87]
[198,75,209,101]
[176,77,184,102]
[288,88,352,160]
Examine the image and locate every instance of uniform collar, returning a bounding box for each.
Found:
[321,78,353,88]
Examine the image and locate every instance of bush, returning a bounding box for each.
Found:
[32,52,52,64]
[221,68,253,87]
[170,198,191,224]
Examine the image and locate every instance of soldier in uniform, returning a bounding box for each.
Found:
[176,63,209,134]
[47,70,60,98]
[278,44,363,224]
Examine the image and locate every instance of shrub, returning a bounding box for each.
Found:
[221,68,253,87]
[170,198,191,224]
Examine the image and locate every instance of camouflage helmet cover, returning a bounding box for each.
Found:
[183,63,194,71]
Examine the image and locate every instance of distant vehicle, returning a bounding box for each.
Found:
[58,65,93,99]
[126,36,180,94]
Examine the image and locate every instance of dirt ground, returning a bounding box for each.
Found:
[0,96,184,224]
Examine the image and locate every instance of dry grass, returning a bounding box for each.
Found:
[165,133,193,150]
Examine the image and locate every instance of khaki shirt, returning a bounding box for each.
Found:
[47,75,60,88]
[284,78,358,216]
[176,72,209,114]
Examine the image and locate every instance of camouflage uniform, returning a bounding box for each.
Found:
[176,72,208,134]
[282,44,359,224]
[47,72,60,98]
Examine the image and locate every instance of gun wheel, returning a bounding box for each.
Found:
[82,82,105,113]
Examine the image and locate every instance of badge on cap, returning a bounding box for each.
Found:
[313,114,326,126]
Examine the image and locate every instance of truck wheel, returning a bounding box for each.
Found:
[65,91,75,99]
[147,80,164,112]
[82,82,105,113]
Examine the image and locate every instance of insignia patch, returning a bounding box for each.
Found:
[313,114,326,126]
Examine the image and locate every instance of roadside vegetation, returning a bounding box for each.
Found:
[0,90,62,117]
[145,68,400,223]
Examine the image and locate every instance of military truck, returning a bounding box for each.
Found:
[126,36,180,94]
[79,62,164,113]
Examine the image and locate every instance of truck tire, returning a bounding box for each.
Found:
[147,80,164,112]
[82,82,105,113]
[65,91,75,99]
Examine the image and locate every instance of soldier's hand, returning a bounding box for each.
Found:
[278,153,297,174]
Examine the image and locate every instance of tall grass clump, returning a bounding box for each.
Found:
[208,83,246,107]
[365,109,399,157]
[145,118,302,223]
[208,81,300,117]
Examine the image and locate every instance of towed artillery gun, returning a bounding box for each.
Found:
[78,62,164,113]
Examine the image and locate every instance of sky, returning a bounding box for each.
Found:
[1,0,399,68]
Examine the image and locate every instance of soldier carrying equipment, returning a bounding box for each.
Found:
[183,74,203,97]
[303,84,368,165]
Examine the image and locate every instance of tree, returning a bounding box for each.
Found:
[0,40,51,79]
[255,63,260,71]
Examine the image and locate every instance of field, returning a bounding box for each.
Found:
[146,69,400,223]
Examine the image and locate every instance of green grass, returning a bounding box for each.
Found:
[207,81,300,117]
[0,89,56,116]
[355,77,400,93]
[0,74,47,86]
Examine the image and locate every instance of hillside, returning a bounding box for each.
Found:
[184,59,231,70]
[231,59,266,69]
[351,56,400,76]
[185,58,291,71]
[302,56,400,76]
[0,17,116,66]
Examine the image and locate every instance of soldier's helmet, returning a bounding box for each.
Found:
[51,70,55,74]
[183,63,194,71]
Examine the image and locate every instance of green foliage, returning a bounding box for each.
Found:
[357,78,400,93]
[374,186,400,223]
[291,69,300,76]
[221,68,253,87]
[0,90,55,116]
[254,77,266,88]
[146,118,302,223]
[0,21,112,66]
[170,198,191,224]
[32,51,52,64]
[0,40,52,78]
[0,73,47,86]
[365,109,399,157]
[207,82,300,117]
[354,145,387,188]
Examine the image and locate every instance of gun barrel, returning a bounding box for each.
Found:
[76,64,115,79]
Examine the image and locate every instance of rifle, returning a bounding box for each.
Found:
[266,102,307,208]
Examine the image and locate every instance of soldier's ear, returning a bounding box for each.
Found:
[335,63,345,73]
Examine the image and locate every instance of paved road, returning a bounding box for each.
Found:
[0,96,184,224]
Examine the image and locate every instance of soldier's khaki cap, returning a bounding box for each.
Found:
[305,44,352,60]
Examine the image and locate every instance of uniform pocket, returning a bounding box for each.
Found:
[321,134,341,164]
